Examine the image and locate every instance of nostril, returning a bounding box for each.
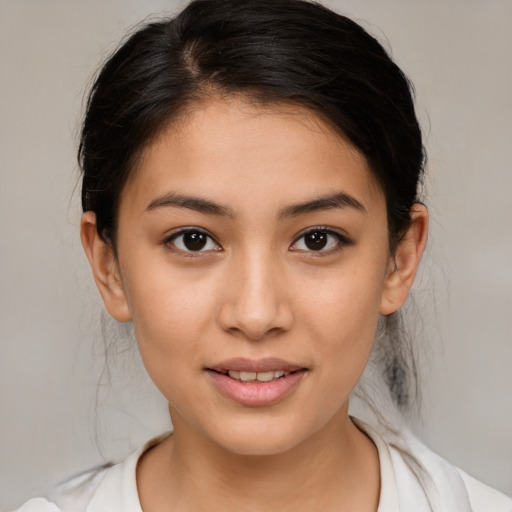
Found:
[227,325,285,341]
[215,273,294,339]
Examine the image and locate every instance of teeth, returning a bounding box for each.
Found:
[239,371,257,381]
[256,371,274,382]
[227,370,290,382]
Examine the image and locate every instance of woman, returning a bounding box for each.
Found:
[13,0,512,510]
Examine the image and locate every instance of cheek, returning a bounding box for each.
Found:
[120,256,218,383]
[294,261,385,371]
[296,262,385,330]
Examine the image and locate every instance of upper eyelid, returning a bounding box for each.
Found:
[291,226,349,243]
[165,227,222,249]
[163,226,349,249]
[166,227,216,240]
[290,227,352,255]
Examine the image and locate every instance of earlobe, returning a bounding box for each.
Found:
[80,212,131,322]
[380,204,429,316]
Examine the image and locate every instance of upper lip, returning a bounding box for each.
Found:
[207,357,306,373]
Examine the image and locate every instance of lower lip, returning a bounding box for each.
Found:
[206,370,307,407]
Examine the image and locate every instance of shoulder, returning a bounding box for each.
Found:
[389,427,512,511]
[51,464,111,512]
[10,465,109,512]
[457,468,512,512]
[352,416,512,511]
[10,433,171,512]
[10,498,60,512]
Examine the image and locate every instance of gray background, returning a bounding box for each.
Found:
[1,0,511,509]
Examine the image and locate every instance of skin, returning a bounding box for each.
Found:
[81,97,428,511]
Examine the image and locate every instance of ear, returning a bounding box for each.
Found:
[380,203,428,315]
[80,212,131,322]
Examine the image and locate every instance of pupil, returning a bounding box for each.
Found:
[184,232,207,251]
[305,231,327,250]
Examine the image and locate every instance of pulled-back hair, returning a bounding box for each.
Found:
[79,0,425,410]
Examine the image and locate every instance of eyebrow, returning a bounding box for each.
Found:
[146,193,236,217]
[278,192,366,218]
[145,191,365,218]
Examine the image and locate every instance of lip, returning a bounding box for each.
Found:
[208,357,304,373]
[206,358,308,407]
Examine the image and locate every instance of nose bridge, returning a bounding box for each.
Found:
[218,246,292,339]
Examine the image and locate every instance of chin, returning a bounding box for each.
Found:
[203,413,321,457]
[218,431,302,457]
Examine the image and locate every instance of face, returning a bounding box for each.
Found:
[92,98,409,455]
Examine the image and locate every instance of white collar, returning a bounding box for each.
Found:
[85,419,473,512]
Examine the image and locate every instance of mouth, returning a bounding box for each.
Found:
[207,357,306,381]
[205,358,308,406]
[210,369,296,383]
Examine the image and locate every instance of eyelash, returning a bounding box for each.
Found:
[164,227,352,255]
[290,227,353,255]
[164,228,221,256]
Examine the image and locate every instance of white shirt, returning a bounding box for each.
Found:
[12,420,512,512]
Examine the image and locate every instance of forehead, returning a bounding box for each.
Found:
[121,97,385,217]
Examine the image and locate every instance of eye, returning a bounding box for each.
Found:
[290,228,351,253]
[166,229,221,253]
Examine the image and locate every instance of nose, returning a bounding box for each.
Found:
[216,251,294,341]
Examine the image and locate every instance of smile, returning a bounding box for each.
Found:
[206,359,307,406]
[223,370,290,382]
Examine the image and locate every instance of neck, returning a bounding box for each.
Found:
[137,408,380,512]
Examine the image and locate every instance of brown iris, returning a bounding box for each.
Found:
[183,231,208,251]
[304,231,328,250]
